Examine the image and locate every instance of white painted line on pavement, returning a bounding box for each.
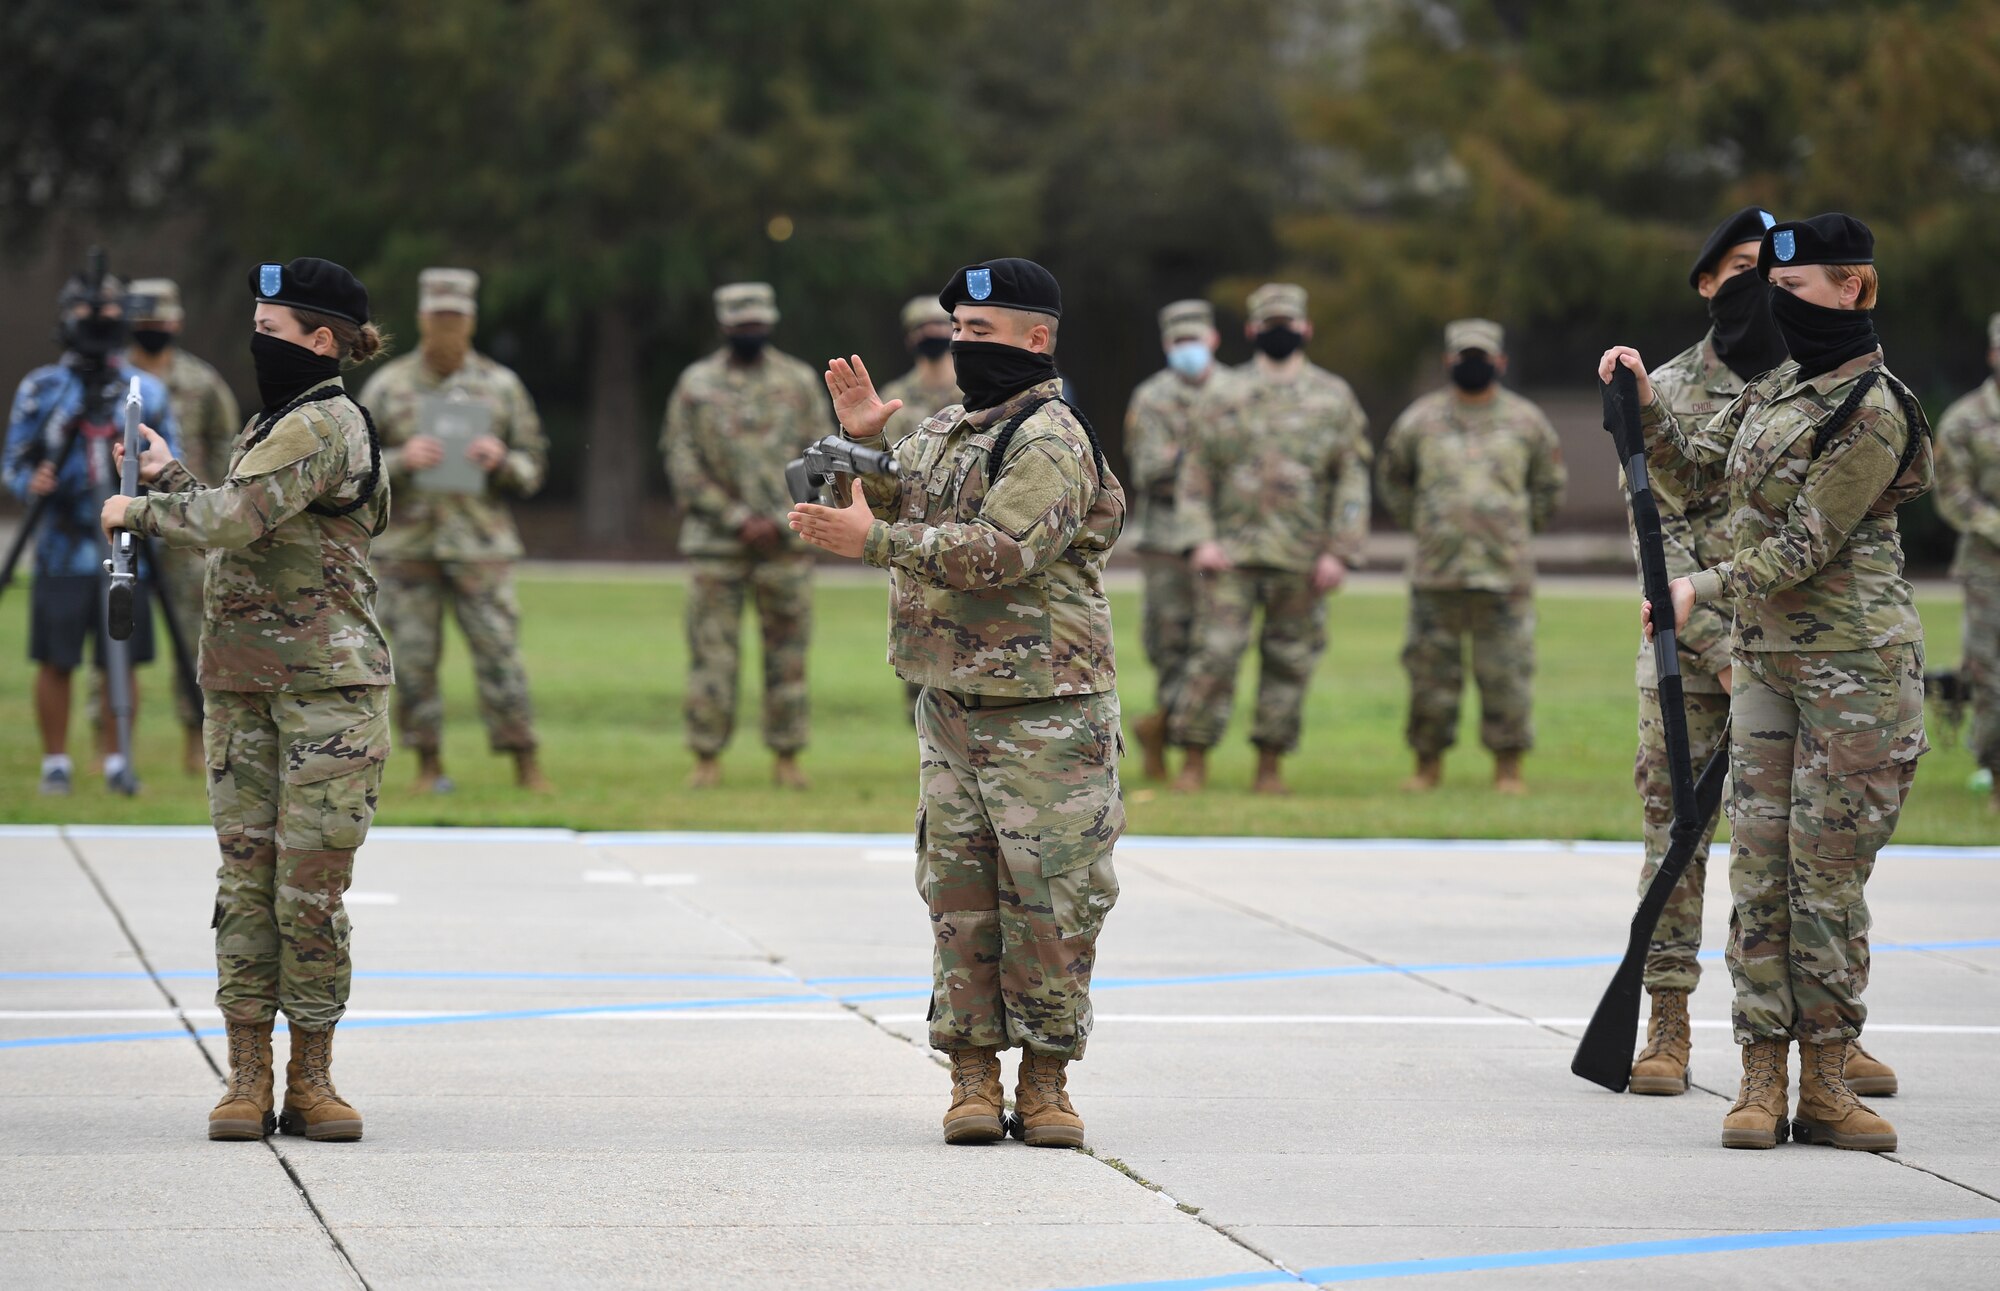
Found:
[864,849,915,863]
[345,891,399,905]
[640,874,700,886]
[583,870,638,883]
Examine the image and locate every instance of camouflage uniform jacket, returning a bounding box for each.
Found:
[662,346,828,558]
[855,377,1123,699]
[1644,348,1932,651]
[879,368,960,450]
[1122,366,1211,554]
[123,379,394,691]
[1177,361,1370,570]
[1634,334,1741,692]
[1377,386,1565,592]
[361,351,546,561]
[153,348,241,486]
[1936,374,2000,581]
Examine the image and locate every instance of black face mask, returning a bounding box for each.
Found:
[1253,325,1304,360]
[726,332,770,361]
[949,340,1057,412]
[911,334,952,361]
[250,330,341,412]
[1768,286,1878,381]
[131,328,174,355]
[62,313,129,360]
[1707,271,1788,381]
[1449,352,1497,392]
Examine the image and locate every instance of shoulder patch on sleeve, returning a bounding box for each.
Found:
[983,439,1077,539]
[234,416,327,479]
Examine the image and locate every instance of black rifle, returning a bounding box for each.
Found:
[785,435,900,506]
[1571,367,1731,1092]
[99,377,144,795]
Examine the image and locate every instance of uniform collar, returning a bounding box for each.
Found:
[1792,346,1885,399]
[1696,330,1747,397]
[965,377,1064,431]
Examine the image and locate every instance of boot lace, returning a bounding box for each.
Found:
[1022,1055,1072,1110]
[1638,990,1689,1061]
[1812,1043,1862,1112]
[225,1026,264,1097]
[1733,1041,1782,1107]
[949,1049,996,1100]
[300,1029,338,1095]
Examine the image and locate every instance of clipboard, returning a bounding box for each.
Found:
[412,396,494,495]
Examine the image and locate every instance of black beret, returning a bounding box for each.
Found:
[1689,206,1777,290]
[1758,213,1875,280]
[938,257,1061,318]
[249,257,370,325]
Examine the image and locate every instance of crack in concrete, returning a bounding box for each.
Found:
[62,829,371,1291]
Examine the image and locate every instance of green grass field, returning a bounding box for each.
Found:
[0,569,1987,843]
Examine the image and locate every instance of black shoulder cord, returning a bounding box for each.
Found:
[241,386,382,518]
[1809,370,1931,480]
[984,396,1107,483]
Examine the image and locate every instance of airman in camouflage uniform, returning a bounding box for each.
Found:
[1123,300,1220,781]
[109,257,391,1143]
[1172,283,1370,795]
[1379,319,1564,795]
[361,269,550,794]
[789,258,1123,1149]
[663,283,828,788]
[1935,311,2000,811]
[879,295,963,719]
[1620,213,1928,1152]
[125,279,242,772]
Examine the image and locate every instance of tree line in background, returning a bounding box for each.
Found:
[9,0,1999,554]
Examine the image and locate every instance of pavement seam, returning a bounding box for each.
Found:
[605,847,1305,1287]
[60,828,372,1291]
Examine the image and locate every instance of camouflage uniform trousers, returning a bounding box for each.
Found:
[685,553,811,756]
[916,687,1123,1059]
[1402,588,1535,756]
[1965,579,2000,773]
[1140,550,1197,720]
[1635,685,1732,992]
[378,559,538,753]
[1726,644,1927,1044]
[205,685,389,1030]
[1172,566,1326,753]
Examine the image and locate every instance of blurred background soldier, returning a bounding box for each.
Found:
[879,295,959,446]
[1125,299,1220,782]
[363,268,551,794]
[662,282,826,789]
[1171,283,1369,795]
[1936,311,2000,813]
[1378,319,1565,795]
[5,268,177,794]
[879,294,961,720]
[125,278,241,774]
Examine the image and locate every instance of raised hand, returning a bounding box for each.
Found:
[824,355,903,440]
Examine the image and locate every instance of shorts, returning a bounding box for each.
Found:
[28,573,156,670]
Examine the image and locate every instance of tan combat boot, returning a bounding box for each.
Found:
[1171,747,1208,793]
[1844,1041,1898,1097]
[279,1027,363,1142]
[941,1046,1005,1145]
[412,750,450,795]
[1629,987,1692,1095]
[1402,754,1442,792]
[1013,1051,1085,1148]
[1133,711,1171,782]
[514,749,553,793]
[1493,752,1527,796]
[687,755,722,790]
[1720,1038,1789,1149]
[207,1020,276,1141]
[1793,1039,1897,1152]
[1251,748,1289,795]
[772,753,810,791]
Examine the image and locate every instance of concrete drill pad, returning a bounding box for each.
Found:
[4,826,1996,1290]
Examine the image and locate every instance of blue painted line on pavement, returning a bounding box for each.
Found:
[1046,1219,2000,1291]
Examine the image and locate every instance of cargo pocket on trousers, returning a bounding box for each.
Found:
[283,711,390,852]
[204,723,244,834]
[1818,714,1928,860]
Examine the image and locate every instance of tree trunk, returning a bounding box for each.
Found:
[581,299,646,551]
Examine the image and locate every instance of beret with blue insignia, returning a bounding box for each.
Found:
[1689,205,1778,290]
[249,257,370,325]
[1758,213,1874,280]
[938,257,1061,318]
